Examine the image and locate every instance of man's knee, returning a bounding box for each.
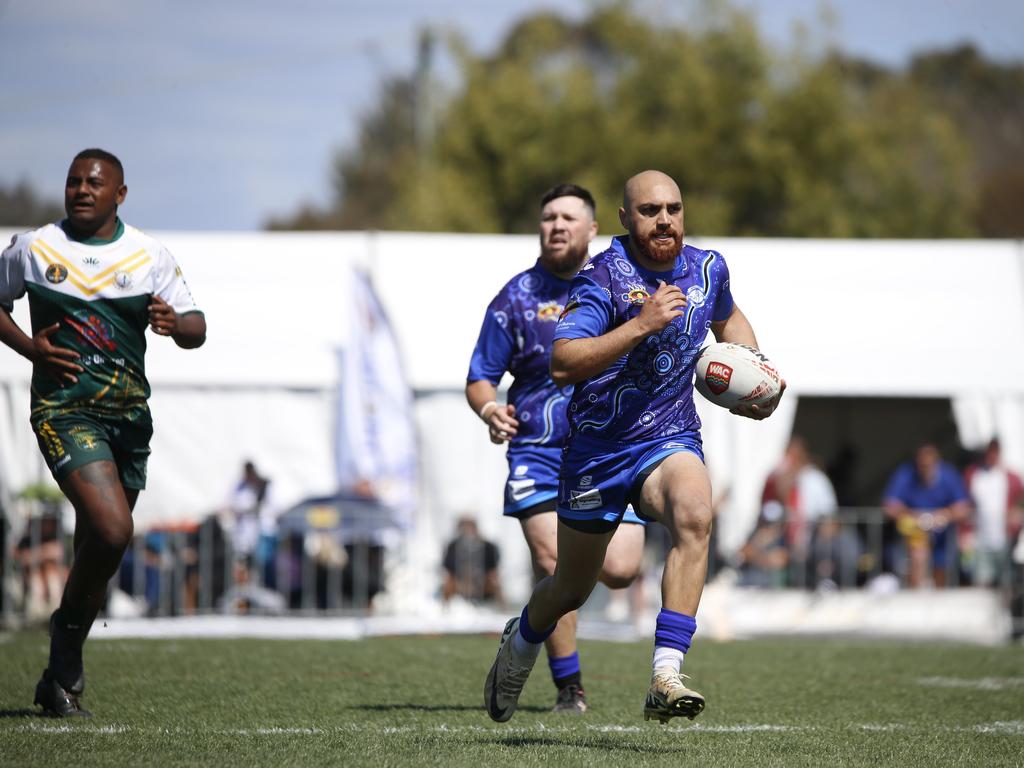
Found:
[600,547,643,588]
[601,563,641,590]
[555,585,591,613]
[531,548,557,578]
[93,514,134,556]
[549,572,596,613]
[601,524,645,587]
[672,500,713,542]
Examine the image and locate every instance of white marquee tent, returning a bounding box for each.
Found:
[2,229,1022,602]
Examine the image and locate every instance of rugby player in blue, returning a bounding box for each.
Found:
[468,184,646,714]
[485,170,785,724]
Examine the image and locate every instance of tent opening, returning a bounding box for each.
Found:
[790,396,963,507]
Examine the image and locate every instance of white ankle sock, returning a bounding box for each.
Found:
[652,647,685,674]
[511,629,542,663]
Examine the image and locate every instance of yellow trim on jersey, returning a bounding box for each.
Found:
[37,422,65,459]
[31,240,152,297]
[92,368,120,402]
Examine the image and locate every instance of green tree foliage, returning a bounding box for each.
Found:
[908,45,1024,237]
[274,1,1018,238]
[0,180,63,228]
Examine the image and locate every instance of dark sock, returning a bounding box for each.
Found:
[549,651,582,690]
[48,609,87,694]
[554,671,582,690]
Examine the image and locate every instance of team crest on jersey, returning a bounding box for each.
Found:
[705,362,733,395]
[66,311,117,352]
[45,264,68,284]
[114,269,133,289]
[622,282,650,305]
[536,300,563,322]
[69,426,99,451]
[686,285,706,307]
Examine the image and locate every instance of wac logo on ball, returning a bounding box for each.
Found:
[705,362,733,395]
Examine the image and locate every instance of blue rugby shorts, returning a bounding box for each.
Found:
[557,432,704,531]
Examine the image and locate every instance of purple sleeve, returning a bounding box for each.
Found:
[467,302,515,385]
[711,251,734,322]
[554,275,613,341]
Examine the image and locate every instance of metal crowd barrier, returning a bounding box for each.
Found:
[1,506,1022,638]
[113,520,388,617]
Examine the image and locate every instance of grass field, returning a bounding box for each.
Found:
[0,629,1022,767]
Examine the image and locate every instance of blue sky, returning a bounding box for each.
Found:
[1,0,1021,231]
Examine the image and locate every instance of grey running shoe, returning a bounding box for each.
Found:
[552,684,587,714]
[643,668,705,724]
[484,617,537,722]
[34,669,91,718]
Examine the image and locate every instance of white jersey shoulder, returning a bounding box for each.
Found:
[3,222,199,314]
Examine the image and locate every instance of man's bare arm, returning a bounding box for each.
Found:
[551,280,685,386]
[0,308,82,384]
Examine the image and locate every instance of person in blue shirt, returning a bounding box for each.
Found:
[467,184,646,715]
[883,442,970,588]
[484,170,784,725]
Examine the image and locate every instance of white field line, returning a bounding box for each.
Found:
[916,676,1024,691]
[8,721,1024,736]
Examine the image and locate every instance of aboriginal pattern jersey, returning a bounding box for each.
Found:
[554,235,734,443]
[0,221,202,426]
[467,259,574,447]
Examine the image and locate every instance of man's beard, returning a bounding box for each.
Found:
[543,243,590,273]
[636,230,682,263]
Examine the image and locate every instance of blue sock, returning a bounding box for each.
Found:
[548,651,581,688]
[518,605,555,644]
[654,608,697,653]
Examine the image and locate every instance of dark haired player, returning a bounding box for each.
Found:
[468,184,646,714]
[0,148,206,716]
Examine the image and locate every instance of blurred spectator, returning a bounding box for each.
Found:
[963,438,1024,587]
[736,504,789,588]
[117,531,164,616]
[760,436,839,587]
[15,512,67,622]
[883,443,970,588]
[441,516,503,606]
[810,515,864,589]
[223,461,280,589]
[182,515,230,613]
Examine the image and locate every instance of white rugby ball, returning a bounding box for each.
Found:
[694,342,782,409]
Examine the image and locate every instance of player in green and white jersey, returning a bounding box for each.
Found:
[0,148,207,717]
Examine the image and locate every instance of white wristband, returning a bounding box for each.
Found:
[478,401,499,421]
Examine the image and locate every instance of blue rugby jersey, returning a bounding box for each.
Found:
[467,260,575,447]
[554,235,734,442]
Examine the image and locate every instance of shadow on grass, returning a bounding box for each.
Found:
[352,703,549,714]
[0,708,46,719]
[482,733,687,753]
